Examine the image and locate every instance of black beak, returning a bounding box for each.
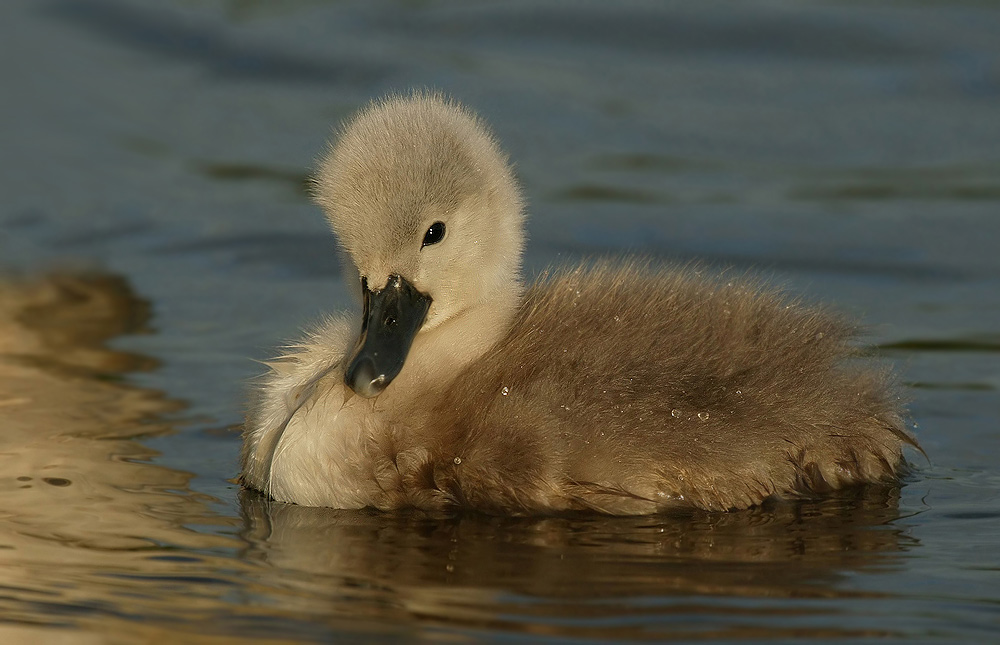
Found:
[344,275,432,398]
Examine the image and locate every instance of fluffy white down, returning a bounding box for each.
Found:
[243,316,382,507]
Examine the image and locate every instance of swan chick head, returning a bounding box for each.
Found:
[313,93,525,396]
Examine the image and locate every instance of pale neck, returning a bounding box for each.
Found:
[378,290,520,407]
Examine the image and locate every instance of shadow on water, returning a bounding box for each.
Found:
[194,161,311,197]
[239,485,918,640]
[879,335,1000,354]
[155,232,342,278]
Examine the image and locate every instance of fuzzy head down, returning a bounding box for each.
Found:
[312,93,526,329]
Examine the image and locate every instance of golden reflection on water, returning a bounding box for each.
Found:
[240,484,915,641]
[0,273,242,642]
[0,272,920,642]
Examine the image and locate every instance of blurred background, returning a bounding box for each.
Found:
[1,0,998,642]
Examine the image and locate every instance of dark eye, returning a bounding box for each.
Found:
[421,221,446,248]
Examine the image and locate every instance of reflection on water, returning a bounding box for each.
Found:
[239,486,915,640]
[0,273,240,640]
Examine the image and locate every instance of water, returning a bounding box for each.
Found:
[1,0,998,641]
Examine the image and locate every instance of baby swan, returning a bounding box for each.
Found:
[241,93,914,515]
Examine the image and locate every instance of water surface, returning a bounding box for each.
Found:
[1,0,998,642]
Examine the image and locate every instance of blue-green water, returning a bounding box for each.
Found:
[1,1,998,641]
